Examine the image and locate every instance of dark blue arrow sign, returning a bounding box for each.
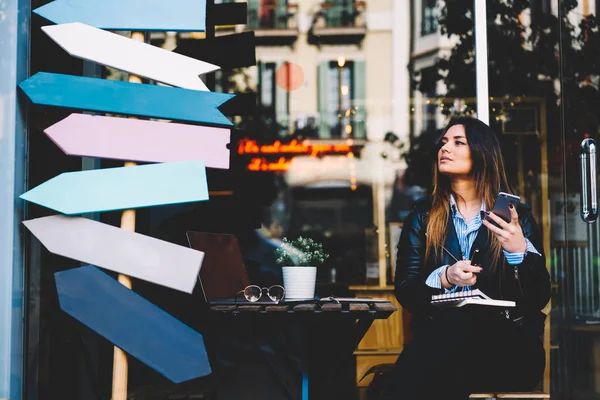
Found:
[19,72,234,127]
[55,265,211,383]
[34,0,206,32]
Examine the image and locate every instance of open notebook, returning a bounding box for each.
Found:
[431,289,515,308]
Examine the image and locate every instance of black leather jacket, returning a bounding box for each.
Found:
[394,199,551,337]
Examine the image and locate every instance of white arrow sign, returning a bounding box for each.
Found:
[42,22,219,91]
[23,215,203,293]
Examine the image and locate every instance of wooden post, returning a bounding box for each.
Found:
[111,30,144,400]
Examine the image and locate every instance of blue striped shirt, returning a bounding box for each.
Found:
[425,195,539,292]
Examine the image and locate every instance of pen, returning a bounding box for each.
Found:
[425,232,460,263]
[442,245,460,263]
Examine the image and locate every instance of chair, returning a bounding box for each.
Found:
[359,305,552,399]
[469,304,552,399]
[469,393,550,399]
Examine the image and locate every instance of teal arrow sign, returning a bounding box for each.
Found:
[19,72,234,127]
[34,0,206,32]
[20,160,209,215]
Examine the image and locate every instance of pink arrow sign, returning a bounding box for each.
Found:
[45,114,231,169]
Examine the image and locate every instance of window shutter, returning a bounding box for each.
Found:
[318,61,330,138]
[352,60,366,138]
[247,0,259,29]
[257,61,265,105]
[275,61,289,137]
[276,0,288,29]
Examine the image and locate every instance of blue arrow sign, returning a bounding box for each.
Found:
[19,72,234,127]
[34,0,206,32]
[55,265,211,383]
[20,160,209,215]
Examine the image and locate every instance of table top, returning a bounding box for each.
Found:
[209,300,397,319]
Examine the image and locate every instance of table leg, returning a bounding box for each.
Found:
[353,318,375,350]
[248,328,301,400]
[302,368,309,400]
[302,317,374,399]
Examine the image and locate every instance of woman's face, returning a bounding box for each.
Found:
[438,124,473,177]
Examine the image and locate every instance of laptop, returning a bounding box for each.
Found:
[186,231,313,305]
[186,231,250,304]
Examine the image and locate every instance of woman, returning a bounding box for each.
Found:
[381,117,551,400]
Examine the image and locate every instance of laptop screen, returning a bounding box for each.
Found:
[186,232,250,302]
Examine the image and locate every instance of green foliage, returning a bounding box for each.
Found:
[275,237,329,267]
[417,0,600,104]
[418,0,558,98]
[407,0,600,190]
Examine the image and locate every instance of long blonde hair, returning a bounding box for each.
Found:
[425,117,513,270]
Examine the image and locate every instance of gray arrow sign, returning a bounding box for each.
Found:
[24,215,202,293]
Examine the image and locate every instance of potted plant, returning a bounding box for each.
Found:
[275,236,329,299]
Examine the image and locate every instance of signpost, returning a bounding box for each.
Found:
[21,0,252,395]
[20,159,210,215]
[45,114,231,169]
[42,23,218,91]
[113,30,144,400]
[18,72,235,126]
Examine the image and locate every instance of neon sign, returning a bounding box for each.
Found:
[247,157,291,171]
[238,139,355,171]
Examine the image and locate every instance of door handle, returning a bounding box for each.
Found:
[580,138,598,223]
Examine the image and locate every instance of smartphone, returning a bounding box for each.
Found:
[470,248,483,266]
[489,192,521,226]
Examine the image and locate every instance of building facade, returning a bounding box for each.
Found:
[3,0,600,399]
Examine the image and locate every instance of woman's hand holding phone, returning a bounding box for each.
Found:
[482,205,528,253]
[445,261,483,287]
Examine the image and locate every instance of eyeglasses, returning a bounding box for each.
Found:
[237,285,285,302]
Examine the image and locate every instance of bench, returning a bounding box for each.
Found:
[469,392,549,399]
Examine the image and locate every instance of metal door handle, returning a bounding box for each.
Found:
[580,138,598,223]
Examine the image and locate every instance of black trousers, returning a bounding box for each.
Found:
[381,308,545,400]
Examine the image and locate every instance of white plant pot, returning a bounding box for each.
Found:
[282,266,317,299]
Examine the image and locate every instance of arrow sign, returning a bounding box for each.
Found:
[174,32,256,69]
[46,114,231,169]
[56,265,211,383]
[19,72,234,127]
[20,160,210,215]
[34,0,206,32]
[209,2,247,26]
[24,215,203,293]
[219,92,257,116]
[42,23,218,92]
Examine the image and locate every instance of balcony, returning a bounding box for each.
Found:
[309,0,366,46]
[246,0,299,46]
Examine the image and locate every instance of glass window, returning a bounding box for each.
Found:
[258,61,289,138]
[421,0,438,36]
[317,60,366,139]
[323,0,356,27]
[30,0,575,398]
[260,62,275,108]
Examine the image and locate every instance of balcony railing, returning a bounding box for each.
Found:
[246,0,298,44]
[247,1,294,29]
[310,0,366,44]
[321,1,364,28]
